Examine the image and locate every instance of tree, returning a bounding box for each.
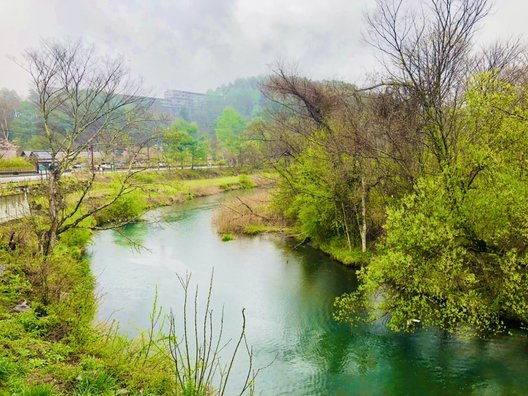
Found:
[163,119,209,169]
[10,100,40,146]
[0,88,21,141]
[366,0,490,170]
[215,107,246,165]
[262,69,393,254]
[23,40,151,255]
[335,72,528,334]
[327,0,528,334]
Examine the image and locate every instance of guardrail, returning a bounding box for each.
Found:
[0,167,37,176]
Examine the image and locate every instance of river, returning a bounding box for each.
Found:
[89,193,528,395]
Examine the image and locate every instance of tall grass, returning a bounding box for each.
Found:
[213,190,287,235]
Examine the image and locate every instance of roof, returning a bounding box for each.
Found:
[29,151,53,160]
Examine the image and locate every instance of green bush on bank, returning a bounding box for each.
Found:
[94,190,147,226]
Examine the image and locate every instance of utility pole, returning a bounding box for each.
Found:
[90,144,95,173]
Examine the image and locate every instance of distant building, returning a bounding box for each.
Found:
[20,150,66,172]
[162,90,206,116]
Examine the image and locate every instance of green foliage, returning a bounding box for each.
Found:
[20,384,57,396]
[215,107,246,164]
[0,158,34,169]
[94,190,146,226]
[10,101,39,147]
[190,77,267,138]
[336,73,528,333]
[221,233,235,241]
[163,119,209,168]
[238,174,254,189]
[319,239,370,266]
[272,141,366,246]
[74,371,117,395]
[0,358,15,383]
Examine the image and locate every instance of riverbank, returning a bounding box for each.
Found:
[0,168,272,395]
[212,189,370,266]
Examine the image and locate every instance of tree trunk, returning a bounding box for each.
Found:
[41,169,61,256]
[360,175,367,253]
[341,202,352,252]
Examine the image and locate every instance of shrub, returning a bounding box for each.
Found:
[238,174,254,189]
[94,190,146,225]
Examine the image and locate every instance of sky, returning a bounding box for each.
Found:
[0,0,526,98]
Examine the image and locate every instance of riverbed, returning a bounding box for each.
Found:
[89,193,528,395]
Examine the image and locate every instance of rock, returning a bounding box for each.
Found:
[10,300,30,313]
[0,265,6,277]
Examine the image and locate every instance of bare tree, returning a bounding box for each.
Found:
[22,40,152,255]
[0,88,21,141]
[366,0,490,167]
[263,68,388,253]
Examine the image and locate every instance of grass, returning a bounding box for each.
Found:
[0,167,274,395]
[318,239,372,266]
[0,158,34,170]
[221,233,236,241]
[213,189,289,236]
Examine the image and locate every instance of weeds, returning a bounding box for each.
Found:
[0,170,272,394]
[168,272,260,396]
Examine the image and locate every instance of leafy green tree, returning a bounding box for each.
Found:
[163,119,209,169]
[215,107,246,165]
[10,100,39,146]
[335,73,528,334]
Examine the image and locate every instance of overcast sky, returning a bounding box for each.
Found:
[0,0,526,97]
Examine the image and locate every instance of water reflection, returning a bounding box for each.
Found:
[90,194,528,395]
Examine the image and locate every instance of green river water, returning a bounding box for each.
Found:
[89,193,528,395]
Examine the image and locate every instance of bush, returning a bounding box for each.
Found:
[238,174,254,189]
[94,190,146,225]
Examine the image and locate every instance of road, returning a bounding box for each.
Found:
[0,165,219,184]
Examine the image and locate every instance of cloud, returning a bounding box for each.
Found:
[0,0,526,97]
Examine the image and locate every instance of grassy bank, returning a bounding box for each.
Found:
[0,168,271,395]
[213,189,370,266]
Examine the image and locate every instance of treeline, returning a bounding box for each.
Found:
[0,78,267,168]
[258,0,528,334]
[160,77,269,167]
